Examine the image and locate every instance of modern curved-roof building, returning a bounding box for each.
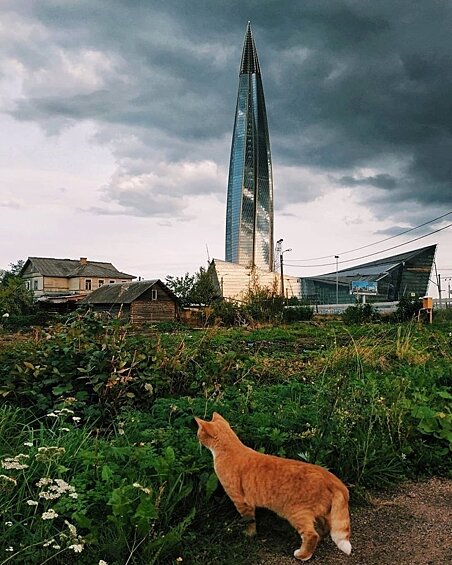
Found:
[225,22,274,271]
[301,244,437,304]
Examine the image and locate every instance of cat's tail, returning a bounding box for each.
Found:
[330,488,352,555]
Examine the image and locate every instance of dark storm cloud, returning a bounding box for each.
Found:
[3,0,452,219]
[337,174,398,190]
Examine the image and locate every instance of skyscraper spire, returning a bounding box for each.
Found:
[225,23,274,271]
[240,22,261,75]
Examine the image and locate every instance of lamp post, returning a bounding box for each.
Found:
[275,238,283,272]
[335,255,339,304]
[280,248,292,297]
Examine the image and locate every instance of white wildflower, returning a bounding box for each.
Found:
[99,560,108,565]
[5,547,13,552]
[72,416,81,423]
[0,474,17,486]
[41,509,58,520]
[68,492,78,499]
[5,521,12,526]
[23,442,33,447]
[36,477,53,487]
[35,446,65,461]
[60,428,70,432]
[26,500,39,506]
[68,543,84,553]
[39,490,60,500]
[133,482,152,495]
[1,459,29,470]
[52,545,61,550]
[46,413,58,418]
[64,520,77,537]
[42,539,55,547]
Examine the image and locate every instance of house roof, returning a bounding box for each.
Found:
[81,280,177,305]
[21,257,134,279]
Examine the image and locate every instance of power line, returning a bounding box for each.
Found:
[289,211,452,262]
[285,222,452,269]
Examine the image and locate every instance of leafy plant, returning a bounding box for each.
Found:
[342,303,381,325]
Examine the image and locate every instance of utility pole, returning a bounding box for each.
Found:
[280,250,285,297]
[434,261,442,309]
[335,255,339,304]
[280,247,292,297]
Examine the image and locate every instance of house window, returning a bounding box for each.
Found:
[85,279,92,291]
[109,280,115,284]
[33,280,38,290]
[151,289,158,301]
[98,280,104,287]
[25,281,30,290]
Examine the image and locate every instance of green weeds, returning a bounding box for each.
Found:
[0,313,451,563]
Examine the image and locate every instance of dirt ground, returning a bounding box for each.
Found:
[255,477,452,565]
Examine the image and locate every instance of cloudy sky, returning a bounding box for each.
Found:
[1,0,451,292]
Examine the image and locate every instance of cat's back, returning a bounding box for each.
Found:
[236,450,348,511]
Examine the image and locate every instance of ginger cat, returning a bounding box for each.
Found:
[195,412,351,561]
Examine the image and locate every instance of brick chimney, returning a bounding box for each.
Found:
[80,257,88,265]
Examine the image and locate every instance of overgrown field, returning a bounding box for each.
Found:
[1,313,451,564]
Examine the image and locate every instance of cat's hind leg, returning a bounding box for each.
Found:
[290,513,320,561]
[233,499,257,536]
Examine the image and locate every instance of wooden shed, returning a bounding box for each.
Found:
[80,280,179,324]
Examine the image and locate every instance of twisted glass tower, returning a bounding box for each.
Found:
[225,22,274,271]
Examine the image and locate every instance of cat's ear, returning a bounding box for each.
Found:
[195,417,215,437]
[212,412,227,422]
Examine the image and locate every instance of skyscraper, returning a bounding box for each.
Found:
[225,22,274,271]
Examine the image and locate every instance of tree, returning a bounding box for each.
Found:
[0,259,33,316]
[189,267,220,306]
[165,273,195,307]
[166,267,220,307]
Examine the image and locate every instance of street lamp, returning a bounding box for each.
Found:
[335,255,339,304]
[280,248,292,297]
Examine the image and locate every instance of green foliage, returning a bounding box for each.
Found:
[283,305,314,322]
[166,266,220,307]
[165,272,195,307]
[240,272,284,324]
[0,406,198,565]
[342,303,381,325]
[0,276,34,317]
[210,299,244,326]
[391,297,422,322]
[0,315,451,563]
[189,266,220,306]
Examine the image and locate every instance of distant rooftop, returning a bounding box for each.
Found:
[21,257,135,279]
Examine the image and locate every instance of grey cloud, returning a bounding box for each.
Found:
[337,174,398,190]
[3,0,452,218]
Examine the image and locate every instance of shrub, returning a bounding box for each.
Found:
[283,305,314,322]
[342,303,380,325]
[391,297,422,322]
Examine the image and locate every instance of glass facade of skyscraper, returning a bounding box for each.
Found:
[225,23,274,271]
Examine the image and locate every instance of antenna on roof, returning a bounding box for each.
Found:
[206,243,211,264]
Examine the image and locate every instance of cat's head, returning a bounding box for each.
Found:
[194,412,231,448]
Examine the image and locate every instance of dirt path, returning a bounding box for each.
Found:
[255,477,452,565]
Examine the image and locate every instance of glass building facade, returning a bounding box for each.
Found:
[301,245,437,305]
[225,23,274,271]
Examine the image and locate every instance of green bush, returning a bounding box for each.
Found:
[391,297,422,322]
[283,305,314,322]
[342,303,381,325]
